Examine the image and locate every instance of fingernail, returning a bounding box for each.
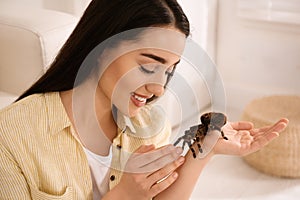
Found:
[178,157,185,164]
[173,172,178,178]
[176,147,183,154]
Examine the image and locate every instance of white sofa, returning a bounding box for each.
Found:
[0,3,79,109]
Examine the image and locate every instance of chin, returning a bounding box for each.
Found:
[128,106,142,117]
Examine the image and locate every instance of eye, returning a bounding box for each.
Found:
[139,64,176,76]
[165,65,176,76]
[139,65,155,74]
[166,66,174,75]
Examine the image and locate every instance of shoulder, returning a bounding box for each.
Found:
[0,93,46,121]
[0,92,61,136]
[0,92,65,150]
[0,93,46,151]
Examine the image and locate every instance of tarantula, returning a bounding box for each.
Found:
[174,112,228,158]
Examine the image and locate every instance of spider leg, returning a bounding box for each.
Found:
[182,140,188,150]
[195,136,203,153]
[221,130,228,140]
[187,141,197,158]
[173,136,184,146]
[209,126,228,140]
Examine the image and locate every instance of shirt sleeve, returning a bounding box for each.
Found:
[0,143,32,199]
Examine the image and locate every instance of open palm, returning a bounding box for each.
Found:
[213,118,289,156]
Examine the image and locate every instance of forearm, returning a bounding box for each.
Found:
[154,148,214,200]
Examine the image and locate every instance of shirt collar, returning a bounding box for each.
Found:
[44,92,72,135]
[113,104,136,134]
[116,104,166,138]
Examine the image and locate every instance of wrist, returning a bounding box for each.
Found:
[185,141,216,160]
[102,184,130,200]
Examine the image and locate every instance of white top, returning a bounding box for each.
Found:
[83,146,112,199]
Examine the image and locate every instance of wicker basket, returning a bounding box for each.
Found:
[242,95,300,178]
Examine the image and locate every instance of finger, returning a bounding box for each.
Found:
[250,120,288,152]
[272,120,288,133]
[149,171,178,197]
[240,130,252,140]
[250,131,278,153]
[278,118,289,124]
[251,118,289,137]
[128,145,182,173]
[134,144,156,153]
[133,144,180,164]
[240,131,253,147]
[132,144,173,163]
[134,144,178,154]
[134,147,182,173]
[230,121,253,130]
[250,126,272,135]
[147,156,184,183]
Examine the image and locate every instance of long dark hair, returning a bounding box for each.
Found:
[16,0,190,101]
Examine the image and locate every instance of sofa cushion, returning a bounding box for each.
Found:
[0,91,17,110]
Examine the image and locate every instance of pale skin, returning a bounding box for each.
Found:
[60,27,289,200]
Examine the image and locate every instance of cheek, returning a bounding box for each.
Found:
[112,68,145,97]
[98,70,117,98]
[111,68,149,115]
[98,61,126,96]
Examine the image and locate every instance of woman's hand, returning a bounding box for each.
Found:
[213,118,289,156]
[114,144,185,200]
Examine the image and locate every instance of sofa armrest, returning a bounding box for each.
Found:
[0,91,17,110]
[0,3,79,95]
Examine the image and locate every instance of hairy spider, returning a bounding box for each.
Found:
[174,112,228,158]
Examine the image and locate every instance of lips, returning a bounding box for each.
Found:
[130,93,152,107]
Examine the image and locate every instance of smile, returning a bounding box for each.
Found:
[133,94,147,103]
[130,93,151,107]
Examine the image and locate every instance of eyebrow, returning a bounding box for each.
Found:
[141,53,181,66]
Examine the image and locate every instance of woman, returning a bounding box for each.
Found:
[0,0,288,199]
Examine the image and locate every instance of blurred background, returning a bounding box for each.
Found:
[178,0,300,121]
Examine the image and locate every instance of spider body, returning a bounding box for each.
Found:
[174,112,228,158]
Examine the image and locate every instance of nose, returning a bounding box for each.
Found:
[145,83,165,97]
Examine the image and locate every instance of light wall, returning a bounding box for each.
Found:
[178,0,218,60]
[216,0,300,120]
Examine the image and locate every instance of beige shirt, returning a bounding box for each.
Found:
[0,92,171,199]
[110,104,171,189]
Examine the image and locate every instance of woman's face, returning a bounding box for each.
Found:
[98,48,181,117]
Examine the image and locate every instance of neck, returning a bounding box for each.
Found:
[94,89,117,142]
[60,82,117,156]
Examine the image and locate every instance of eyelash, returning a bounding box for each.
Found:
[139,65,175,76]
[139,65,155,74]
